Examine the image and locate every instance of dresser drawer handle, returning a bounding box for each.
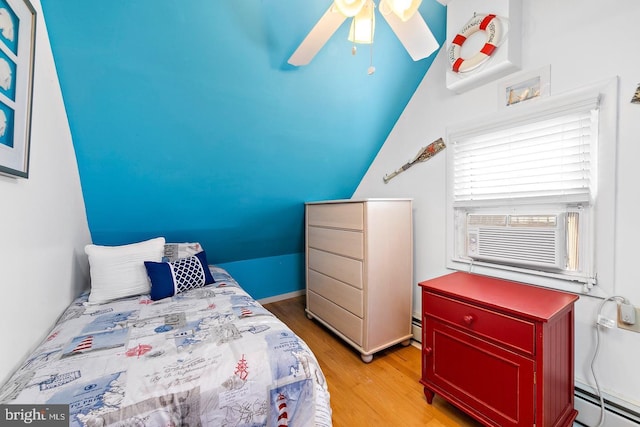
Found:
[423,347,432,356]
[463,315,474,325]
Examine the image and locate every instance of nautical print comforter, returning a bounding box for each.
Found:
[0,267,332,426]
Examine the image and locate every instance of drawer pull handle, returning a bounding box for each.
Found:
[463,315,474,325]
[424,347,432,356]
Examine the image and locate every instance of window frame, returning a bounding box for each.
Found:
[445,78,618,296]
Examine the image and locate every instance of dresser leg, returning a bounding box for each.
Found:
[361,354,373,363]
[423,387,434,404]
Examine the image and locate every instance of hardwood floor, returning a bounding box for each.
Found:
[263,295,482,427]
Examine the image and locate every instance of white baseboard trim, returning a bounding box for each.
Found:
[258,290,305,305]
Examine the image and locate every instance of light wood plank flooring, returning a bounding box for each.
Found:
[263,295,482,427]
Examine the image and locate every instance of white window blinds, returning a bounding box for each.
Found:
[452,96,600,206]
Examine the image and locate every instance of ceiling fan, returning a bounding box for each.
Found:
[287,0,440,73]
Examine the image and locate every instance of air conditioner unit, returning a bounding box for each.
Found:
[466,213,566,270]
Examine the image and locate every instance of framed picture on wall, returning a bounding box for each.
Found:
[0,0,36,178]
[498,65,551,109]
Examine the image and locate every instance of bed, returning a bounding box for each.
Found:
[0,238,332,426]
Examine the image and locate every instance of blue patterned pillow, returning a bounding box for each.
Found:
[144,251,215,301]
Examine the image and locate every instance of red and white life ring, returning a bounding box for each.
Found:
[448,14,502,73]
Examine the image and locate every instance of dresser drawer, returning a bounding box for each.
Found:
[307,203,364,230]
[308,291,363,346]
[424,292,535,355]
[308,269,363,317]
[307,226,363,259]
[308,248,363,289]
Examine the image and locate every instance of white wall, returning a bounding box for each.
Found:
[0,0,91,384]
[354,0,640,422]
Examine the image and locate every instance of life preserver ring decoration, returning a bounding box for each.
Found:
[448,13,503,74]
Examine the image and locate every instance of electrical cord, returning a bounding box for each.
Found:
[590,295,628,427]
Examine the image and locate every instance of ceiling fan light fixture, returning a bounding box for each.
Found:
[287,0,437,68]
[348,0,376,44]
[333,0,367,17]
[384,0,422,22]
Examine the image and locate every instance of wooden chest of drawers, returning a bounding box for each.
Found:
[305,199,413,362]
[419,272,579,427]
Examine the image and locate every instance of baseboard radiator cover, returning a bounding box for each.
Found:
[412,319,639,426]
[574,386,640,427]
[411,317,421,342]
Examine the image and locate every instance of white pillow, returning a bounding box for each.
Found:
[85,237,166,304]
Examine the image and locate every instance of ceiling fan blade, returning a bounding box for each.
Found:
[288,6,347,66]
[381,10,439,61]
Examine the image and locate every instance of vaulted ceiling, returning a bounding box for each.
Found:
[41,0,446,263]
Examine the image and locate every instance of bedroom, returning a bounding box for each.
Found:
[1,0,639,426]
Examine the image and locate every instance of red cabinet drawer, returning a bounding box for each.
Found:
[424,291,535,356]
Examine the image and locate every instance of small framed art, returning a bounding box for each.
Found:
[631,83,640,104]
[498,65,550,109]
[0,0,36,178]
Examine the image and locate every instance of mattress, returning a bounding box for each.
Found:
[0,266,332,426]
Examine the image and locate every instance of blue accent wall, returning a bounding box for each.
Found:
[41,0,446,298]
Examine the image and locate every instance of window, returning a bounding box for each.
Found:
[452,106,597,205]
[446,79,618,295]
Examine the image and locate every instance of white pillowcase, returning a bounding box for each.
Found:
[85,237,166,304]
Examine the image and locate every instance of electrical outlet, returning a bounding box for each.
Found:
[620,303,636,324]
[617,305,640,333]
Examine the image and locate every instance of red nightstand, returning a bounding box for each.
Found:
[419,272,579,427]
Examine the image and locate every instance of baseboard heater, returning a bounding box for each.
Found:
[574,386,640,426]
[411,317,421,342]
[411,319,639,426]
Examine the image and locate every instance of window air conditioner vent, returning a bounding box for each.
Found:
[467,214,565,270]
